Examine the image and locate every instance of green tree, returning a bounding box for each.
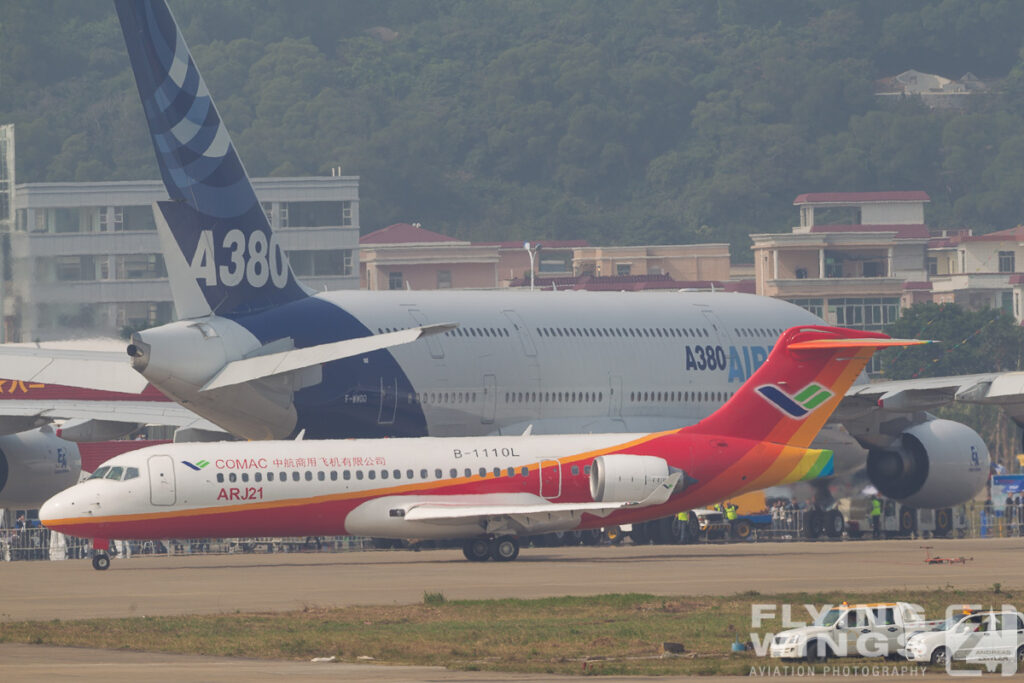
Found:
[881,303,1024,379]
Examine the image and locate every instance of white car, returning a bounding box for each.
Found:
[904,611,1024,668]
[770,602,935,661]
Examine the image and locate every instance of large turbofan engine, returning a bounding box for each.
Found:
[590,454,671,502]
[866,419,988,509]
[0,428,82,508]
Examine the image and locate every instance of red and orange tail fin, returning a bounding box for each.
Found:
[685,325,927,448]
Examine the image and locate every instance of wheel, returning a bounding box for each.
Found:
[805,639,829,663]
[490,536,519,562]
[804,510,823,539]
[824,510,844,538]
[930,646,948,666]
[732,519,753,540]
[92,553,110,571]
[1017,645,1024,664]
[629,522,651,545]
[899,507,916,537]
[601,526,624,545]
[462,538,490,562]
[935,508,952,538]
[651,516,676,544]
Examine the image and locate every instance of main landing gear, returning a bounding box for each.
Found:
[462,535,520,562]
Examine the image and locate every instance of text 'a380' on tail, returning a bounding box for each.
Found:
[685,325,929,449]
[114,0,308,319]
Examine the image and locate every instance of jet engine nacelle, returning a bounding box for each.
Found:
[589,454,670,502]
[866,419,989,509]
[0,428,82,508]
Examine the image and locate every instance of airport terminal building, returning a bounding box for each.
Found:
[8,176,359,341]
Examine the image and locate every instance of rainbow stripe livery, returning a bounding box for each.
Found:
[40,326,925,564]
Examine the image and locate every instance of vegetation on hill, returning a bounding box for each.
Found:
[4,1,1024,254]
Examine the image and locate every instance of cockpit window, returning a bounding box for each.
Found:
[105,466,125,480]
[124,467,140,481]
[87,466,110,480]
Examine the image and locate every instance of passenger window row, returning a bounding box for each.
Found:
[734,327,782,338]
[215,465,540,485]
[378,326,512,339]
[536,326,708,339]
[630,390,733,403]
[505,390,602,404]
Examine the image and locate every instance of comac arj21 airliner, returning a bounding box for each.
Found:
[0,0,992,514]
[41,325,927,569]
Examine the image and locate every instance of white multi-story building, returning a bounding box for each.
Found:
[10,176,359,341]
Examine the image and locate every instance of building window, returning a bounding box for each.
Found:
[862,261,884,277]
[116,254,167,279]
[999,251,1015,273]
[389,271,403,290]
[1002,291,1014,314]
[437,270,452,289]
[927,257,937,276]
[616,263,631,276]
[261,202,274,227]
[288,249,353,277]
[54,255,96,281]
[120,206,155,231]
[283,201,348,228]
[538,251,572,273]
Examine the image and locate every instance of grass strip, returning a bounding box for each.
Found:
[0,587,1015,675]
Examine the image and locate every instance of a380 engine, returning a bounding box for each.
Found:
[589,454,672,502]
[0,428,82,508]
[865,419,989,509]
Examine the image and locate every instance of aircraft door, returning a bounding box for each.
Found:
[377,377,398,425]
[539,459,561,499]
[502,310,537,357]
[699,308,733,345]
[482,374,496,424]
[148,455,176,506]
[609,376,622,417]
[408,309,444,359]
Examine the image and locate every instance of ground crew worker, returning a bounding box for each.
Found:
[676,510,690,544]
[870,495,882,539]
[725,503,739,538]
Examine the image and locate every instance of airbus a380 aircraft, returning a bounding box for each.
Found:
[0,0,992,512]
[42,325,941,569]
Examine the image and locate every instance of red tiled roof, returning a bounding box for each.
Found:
[480,240,590,248]
[507,274,742,292]
[959,225,1024,243]
[360,223,461,245]
[794,191,930,205]
[808,223,930,238]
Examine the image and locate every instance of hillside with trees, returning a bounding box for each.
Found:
[4,0,1024,256]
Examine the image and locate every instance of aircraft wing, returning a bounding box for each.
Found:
[200,323,458,392]
[0,347,146,394]
[399,472,680,528]
[840,373,999,415]
[0,399,222,430]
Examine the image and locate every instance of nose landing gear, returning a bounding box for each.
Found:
[91,538,111,570]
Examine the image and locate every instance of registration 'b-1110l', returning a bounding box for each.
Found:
[41,326,929,570]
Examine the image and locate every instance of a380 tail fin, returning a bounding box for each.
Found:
[114,0,307,318]
[687,325,927,447]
